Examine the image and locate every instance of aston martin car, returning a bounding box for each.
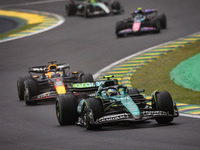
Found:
[56,75,179,129]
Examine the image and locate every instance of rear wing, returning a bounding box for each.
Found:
[28,63,70,74]
[29,65,47,73]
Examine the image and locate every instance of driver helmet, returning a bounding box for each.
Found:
[107,89,118,96]
[137,7,143,14]
[91,0,96,3]
[48,64,57,72]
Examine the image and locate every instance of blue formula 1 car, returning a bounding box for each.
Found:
[65,0,124,18]
[115,8,167,37]
[56,76,179,130]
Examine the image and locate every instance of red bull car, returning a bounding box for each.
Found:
[66,0,124,18]
[115,8,167,37]
[17,61,94,105]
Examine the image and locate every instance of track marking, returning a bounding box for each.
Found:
[0,9,65,43]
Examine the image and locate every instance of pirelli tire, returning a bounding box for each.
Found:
[116,21,125,38]
[82,98,104,130]
[111,1,121,14]
[154,91,174,124]
[151,17,161,33]
[66,1,77,16]
[158,13,167,29]
[17,76,31,100]
[56,95,78,125]
[81,73,94,82]
[24,79,38,105]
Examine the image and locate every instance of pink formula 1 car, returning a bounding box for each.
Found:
[115,8,167,38]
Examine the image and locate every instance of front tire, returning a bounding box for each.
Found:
[115,21,125,38]
[154,91,174,124]
[151,17,161,33]
[56,95,78,125]
[82,98,103,130]
[111,1,121,14]
[65,1,77,16]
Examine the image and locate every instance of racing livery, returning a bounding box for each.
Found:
[17,61,93,105]
[66,0,124,18]
[115,8,167,37]
[56,75,179,129]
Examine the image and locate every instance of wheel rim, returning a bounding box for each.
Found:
[83,107,90,128]
[83,108,87,127]
[24,88,29,102]
[56,102,61,122]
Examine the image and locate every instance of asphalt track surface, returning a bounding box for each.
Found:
[0,17,19,34]
[0,0,200,150]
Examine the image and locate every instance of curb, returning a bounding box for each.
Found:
[0,9,65,43]
[95,33,200,117]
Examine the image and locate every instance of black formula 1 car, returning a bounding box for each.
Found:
[66,0,124,18]
[56,76,179,129]
[17,61,93,105]
[115,8,167,37]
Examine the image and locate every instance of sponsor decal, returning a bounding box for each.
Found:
[98,113,129,123]
[37,92,50,99]
[142,111,168,116]
[73,81,102,88]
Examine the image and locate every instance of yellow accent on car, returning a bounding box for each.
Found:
[48,64,57,70]
[55,85,66,94]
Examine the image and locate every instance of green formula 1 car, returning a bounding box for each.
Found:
[56,76,179,129]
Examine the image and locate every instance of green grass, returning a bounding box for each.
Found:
[131,40,200,105]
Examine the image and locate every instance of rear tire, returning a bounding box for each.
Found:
[24,79,38,105]
[155,91,174,124]
[81,73,94,82]
[17,76,31,100]
[82,98,103,130]
[56,95,78,125]
[111,1,121,13]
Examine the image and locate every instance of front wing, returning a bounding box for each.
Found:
[118,27,157,35]
[26,91,58,102]
[88,110,179,125]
